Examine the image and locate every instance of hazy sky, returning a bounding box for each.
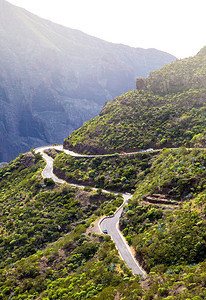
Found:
[7,0,206,59]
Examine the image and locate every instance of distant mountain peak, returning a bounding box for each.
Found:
[0,0,176,161]
[197,46,206,56]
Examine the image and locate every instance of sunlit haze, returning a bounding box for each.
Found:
[6,0,206,58]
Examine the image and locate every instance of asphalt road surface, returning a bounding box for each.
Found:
[100,194,146,276]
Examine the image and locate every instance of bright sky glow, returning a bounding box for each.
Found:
[7,0,206,59]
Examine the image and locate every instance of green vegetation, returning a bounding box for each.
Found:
[52,145,206,299]
[0,151,123,269]
[0,223,142,300]
[64,47,206,155]
[134,207,206,268]
[119,197,206,299]
[1,47,206,299]
[134,147,206,199]
[0,152,143,299]
[139,261,206,299]
[53,148,206,201]
[121,201,206,268]
[1,148,206,299]
[64,89,206,154]
[117,148,206,298]
[119,148,206,271]
[53,151,155,193]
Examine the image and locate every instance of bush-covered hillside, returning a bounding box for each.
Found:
[53,151,156,193]
[1,150,206,299]
[1,219,143,299]
[120,148,206,298]
[64,47,206,155]
[1,148,206,298]
[64,89,206,154]
[0,151,123,268]
[52,147,206,298]
[119,148,206,265]
[53,148,206,199]
[1,152,148,299]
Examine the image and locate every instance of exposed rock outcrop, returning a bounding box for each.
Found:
[20,152,35,168]
[136,77,146,90]
[145,46,206,95]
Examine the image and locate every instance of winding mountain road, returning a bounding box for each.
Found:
[99,200,145,276]
[35,145,146,276]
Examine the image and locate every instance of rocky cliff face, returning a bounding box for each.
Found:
[0,0,176,161]
[145,47,206,94]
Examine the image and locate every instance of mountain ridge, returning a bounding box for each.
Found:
[144,45,206,94]
[64,47,206,154]
[0,0,176,162]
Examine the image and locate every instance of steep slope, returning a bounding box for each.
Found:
[145,46,206,94]
[1,146,206,299]
[0,151,123,268]
[0,0,176,161]
[64,47,206,154]
[0,152,143,299]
